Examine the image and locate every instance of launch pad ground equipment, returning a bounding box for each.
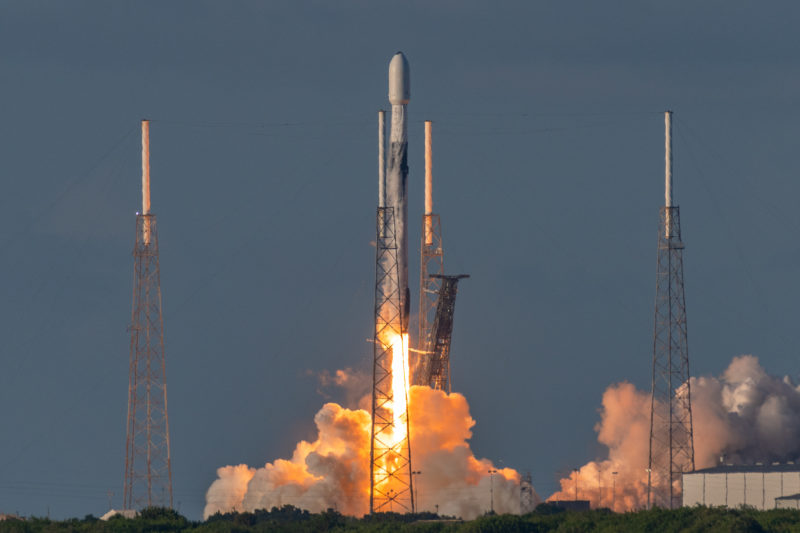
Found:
[420,274,469,393]
[370,206,414,514]
[416,120,444,384]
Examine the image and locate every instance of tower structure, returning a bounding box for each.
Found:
[370,59,414,512]
[370,206,414,513]
[124,120,173,510]
[520,472,535,514]
[420,274,468,392]
[416,120,444,384]
[647,111,695,509]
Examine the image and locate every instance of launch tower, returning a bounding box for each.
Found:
[370,206,414,513]
[420,274,468,392]
[124,120,173,509]
[369,53,414,513]
[416,120,444,384]
[647,111,695,509]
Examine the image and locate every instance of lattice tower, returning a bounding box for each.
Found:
[370,206,414,513]
[647,111,694,509]
[520,472,535,514]
[416,213,443,385]
[124,213,173,509]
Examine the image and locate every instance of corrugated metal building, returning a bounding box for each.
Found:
[683,463,800,510]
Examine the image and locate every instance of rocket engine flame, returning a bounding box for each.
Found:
[204,383,536,519]
[370,332,412,508]
[389,333,410,442]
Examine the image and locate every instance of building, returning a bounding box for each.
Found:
[683,463,800,510]
[549,500,591,511]
[775,494,800,509]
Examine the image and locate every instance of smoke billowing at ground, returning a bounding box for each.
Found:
[204,385,532,519]
[549,355,800,511]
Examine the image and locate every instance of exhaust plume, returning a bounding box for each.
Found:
[549,355,800,511]
[204,386,537,519]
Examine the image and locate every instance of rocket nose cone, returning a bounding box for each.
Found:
[388,52,410,105]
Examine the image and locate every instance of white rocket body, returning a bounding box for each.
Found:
[386,52,410,331]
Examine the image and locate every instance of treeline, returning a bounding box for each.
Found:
[1,504,800,532]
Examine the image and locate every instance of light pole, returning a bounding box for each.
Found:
[573,468,579,501]
[646,468,652,510]
[488,469,498,514]
[388,489,395,513]
[411,471,422,512]
[612,472,618,511]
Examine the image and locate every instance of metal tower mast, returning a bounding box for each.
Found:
[124,120,173,510]
[417,120,444,385]
[520,472,535,514]
[420,275,468,393]
[370,206,414,514]
[647,111,694,509]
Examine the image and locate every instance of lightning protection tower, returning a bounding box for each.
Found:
[124,120,173,510]
[417,120,444,385]
[647,111,695,510]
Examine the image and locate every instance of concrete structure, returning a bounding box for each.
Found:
[683,464,800,509]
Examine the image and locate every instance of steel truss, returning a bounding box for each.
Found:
[520,472,535,514]
[647,206,695,509]
[370,206,414,513]
[415,213,443,385]
[124,214,173,510]
[420,274,468,393]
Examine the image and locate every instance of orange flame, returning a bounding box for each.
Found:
[371,332,412,507]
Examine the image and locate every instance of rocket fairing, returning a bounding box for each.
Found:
[386,52,411,331]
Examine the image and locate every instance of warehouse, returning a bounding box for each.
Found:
[683,463,800,509]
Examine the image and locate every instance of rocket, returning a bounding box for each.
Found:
[386,52,411,332]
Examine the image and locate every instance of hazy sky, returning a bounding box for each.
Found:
[2,1,800,520]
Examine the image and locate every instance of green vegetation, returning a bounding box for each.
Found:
[3,504,800,532]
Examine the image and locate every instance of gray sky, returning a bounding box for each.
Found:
[2,0,800,520]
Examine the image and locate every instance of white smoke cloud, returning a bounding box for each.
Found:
[204,386,538,519]
[205,464,256,516]
[693,355,800,466]
[550,355,800,511]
